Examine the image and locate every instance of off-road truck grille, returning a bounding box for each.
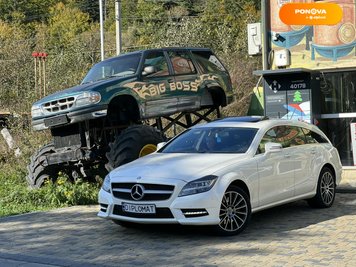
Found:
[43,97,75,114]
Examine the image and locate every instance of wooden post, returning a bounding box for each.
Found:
[38,54,42,98]
[43,56,46,96]
[32,52,39,98]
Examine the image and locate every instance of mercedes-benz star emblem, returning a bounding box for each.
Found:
[131,184,145,201]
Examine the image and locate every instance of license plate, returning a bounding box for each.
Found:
[122,202,156,214]
[44,115,69,127]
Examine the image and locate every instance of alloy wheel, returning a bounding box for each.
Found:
[219,190,248,232]
[320,171,335,205]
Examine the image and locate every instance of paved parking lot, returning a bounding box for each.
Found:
[1,193,356,267]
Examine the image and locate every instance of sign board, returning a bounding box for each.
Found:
[264,73,311,123]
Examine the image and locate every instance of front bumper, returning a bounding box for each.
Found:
[97,186,221,226]
[32,105,108,131]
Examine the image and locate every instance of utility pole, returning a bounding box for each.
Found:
[262,0,270,70]
[99,0,105,61]
[115,0,122,55]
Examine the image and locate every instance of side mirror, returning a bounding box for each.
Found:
[265,142,282,153]
[156,142,166,151]
[142,66,156,76]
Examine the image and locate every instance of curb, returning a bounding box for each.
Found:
[336,187,356,194]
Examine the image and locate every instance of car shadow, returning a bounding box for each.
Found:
[115,193,356,239]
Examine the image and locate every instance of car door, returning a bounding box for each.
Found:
[294,127,325,195]
[138,50,176,117]
[255,126,295,206]
[166,50,201,112]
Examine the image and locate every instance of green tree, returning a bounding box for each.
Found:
[47,2,91,51]
[0,0,59,23]
[0,21,34,111]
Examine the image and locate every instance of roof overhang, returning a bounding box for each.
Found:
[253,68,317,77]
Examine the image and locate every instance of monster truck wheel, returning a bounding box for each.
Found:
[105,125,164,171]
[26,143,59,189]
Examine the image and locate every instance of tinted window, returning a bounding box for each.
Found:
[168,51,196,75]
[143,52,169,77]
[258,125,306,153]
[320,71,356,114]
[283,126,306,147]
[191,51,226,72]
[160,127,258,154]
[258,126,283,153]
[302,128,329,144]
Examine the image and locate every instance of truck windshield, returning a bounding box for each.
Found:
[81,54,141,84]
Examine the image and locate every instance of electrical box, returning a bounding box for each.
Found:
[247,23,262,56]
[274,49,291,68]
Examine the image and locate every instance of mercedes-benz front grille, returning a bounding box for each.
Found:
[42,97,75,114]
[112,183,175,201]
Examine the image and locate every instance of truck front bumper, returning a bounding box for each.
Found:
[32,105,108,131]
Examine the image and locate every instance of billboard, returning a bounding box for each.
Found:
[269,0,356,69]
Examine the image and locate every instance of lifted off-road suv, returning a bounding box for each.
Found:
[28,47,233,188]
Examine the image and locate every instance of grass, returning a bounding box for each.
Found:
[0,127,100,218]
[0,162,100,217]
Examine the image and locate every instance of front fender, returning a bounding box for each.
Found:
[214,166,259,210]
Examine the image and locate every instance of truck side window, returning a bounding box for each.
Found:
[143,52,169,77]
[191,51,227,72]
[168,51,196,75]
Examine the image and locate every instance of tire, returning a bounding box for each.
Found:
[213,186,251,236]
[307,167,336,208]
[26,143,59,189]
[105,125,164,171]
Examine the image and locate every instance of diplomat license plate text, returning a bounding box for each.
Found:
[122,203,156,214]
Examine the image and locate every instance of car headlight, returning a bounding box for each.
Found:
[31,105,43,118]
[102,174,111,193]
[178,175,218,197]
[75,92,101,107]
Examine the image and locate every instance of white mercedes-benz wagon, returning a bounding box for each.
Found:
[98,117,342,235]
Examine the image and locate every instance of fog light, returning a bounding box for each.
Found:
[100,203,108,213]
[181,209,209,218]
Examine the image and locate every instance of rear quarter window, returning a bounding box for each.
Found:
[191,51,227,73]
[302,128,329,144]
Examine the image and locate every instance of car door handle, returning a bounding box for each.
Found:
[311,149,316,154]
[284,153,291,158]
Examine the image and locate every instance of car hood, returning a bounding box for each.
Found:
[110,153,248,182]
[33,76,134,105]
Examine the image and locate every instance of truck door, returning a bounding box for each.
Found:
[139,51,176,117]
[166,50,200,112]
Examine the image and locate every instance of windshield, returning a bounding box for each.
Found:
[81,53,141,84]
[160,127,258,154]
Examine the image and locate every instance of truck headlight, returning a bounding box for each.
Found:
[75,92,101,107]
[178,175,218,197]
[31,105,43,118]
[101,174,111,193]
